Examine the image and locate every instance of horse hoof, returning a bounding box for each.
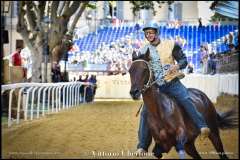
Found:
[153,152,163,159]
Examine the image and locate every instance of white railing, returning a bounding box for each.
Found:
[1,82,94,127]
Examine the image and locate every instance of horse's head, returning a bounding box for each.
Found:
[129,48,151,100]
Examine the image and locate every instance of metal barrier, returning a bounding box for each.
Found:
[1,82,94,127]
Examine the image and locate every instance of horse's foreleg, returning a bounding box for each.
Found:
[175,126,187,159]
[152,143,163,159]
[208,132,228,159]
[184,142,201,159]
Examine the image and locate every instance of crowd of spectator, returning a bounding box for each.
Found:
[68,27,238,77]
[69,35,144,75]
[68,33,190,76]
[77,74,97,103]
[198,30,239,75]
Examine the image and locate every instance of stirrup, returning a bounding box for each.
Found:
[199,127,210,140]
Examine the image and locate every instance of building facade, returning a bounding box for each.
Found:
[2,1,224,57]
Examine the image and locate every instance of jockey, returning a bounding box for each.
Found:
[135,20,210,158]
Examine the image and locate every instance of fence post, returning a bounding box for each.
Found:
[8,89,15,127]
[69,84,73,107]
[74,84,78,106]
[25,87,34,121]
[63,85,67,109]
[77,85,81,105]
[51,87,56,113]
[37,87,45,119]
[47,86,52,114]
[31,87,39,120]
[17,88,25,124]
[58,86,62,111]
[42,86,50,116]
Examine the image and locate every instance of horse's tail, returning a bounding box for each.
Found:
[217,108,238,129]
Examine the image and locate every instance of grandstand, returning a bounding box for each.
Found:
[70,24,238,71]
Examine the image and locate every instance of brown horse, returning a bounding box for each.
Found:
[129,48,238,159]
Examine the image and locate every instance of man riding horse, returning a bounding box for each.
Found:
[135,21,210,157]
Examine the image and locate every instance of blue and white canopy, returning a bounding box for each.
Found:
[214,1,239,19]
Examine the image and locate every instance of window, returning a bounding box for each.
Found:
[174,3,182,21]
[16,39,24,49]
[116,1,124,20]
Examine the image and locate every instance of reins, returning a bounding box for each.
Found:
[131,59,159,94]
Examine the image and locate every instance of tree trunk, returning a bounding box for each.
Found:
[31,47,43,82]
[16,1,91,83]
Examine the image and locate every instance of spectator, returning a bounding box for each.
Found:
[82,74,89,82]
[208,52,217,75]
[228,32,237,51]
[11,46,27,80]
[200,44,209,74]
[20,47,32,81]
[89,75,97,84]
[187,63,194,74]
[198,18,203,28]
[83,74,94,103]
[78,75,85,102]
[89,75,97,100]
[77,75,84,82]
[11,46,23,66]
[228,32,233,45]
[234,31,239,51]
[52,62,62,82]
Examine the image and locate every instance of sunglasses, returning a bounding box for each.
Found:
[144,31,156,36]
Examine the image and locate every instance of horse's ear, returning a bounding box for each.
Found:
[144,48,151,61]
[132,51,138,61]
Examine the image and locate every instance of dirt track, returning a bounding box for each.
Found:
[2,96,239,159]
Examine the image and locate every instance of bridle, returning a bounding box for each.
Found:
[131,59,159,94]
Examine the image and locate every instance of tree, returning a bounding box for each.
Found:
[129,1,174,16]
[16,1,95,82]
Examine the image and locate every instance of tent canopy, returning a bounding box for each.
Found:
[214,1,239,19]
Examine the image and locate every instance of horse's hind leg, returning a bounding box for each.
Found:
[185,142,201,159]
[208,132,228,159]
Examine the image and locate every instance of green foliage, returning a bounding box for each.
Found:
[86,2,97,9]
[129,1,174,16]
[210,12,236,22]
